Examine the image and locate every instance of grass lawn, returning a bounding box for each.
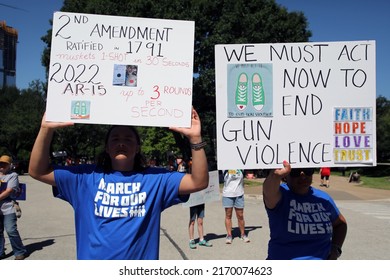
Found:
[332,171,390,191]
[242,172,390,191]
[359,176,390,190]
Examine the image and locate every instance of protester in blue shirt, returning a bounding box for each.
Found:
[263,161,347,260]
[29,108,209,260]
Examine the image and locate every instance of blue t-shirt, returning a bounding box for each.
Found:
[265,183,341,260]
[54,164,187,260]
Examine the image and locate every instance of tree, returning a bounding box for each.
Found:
[0,81,46,159]
[376,96,390,163]
[40,0,311,163]
[50,123,108,163]
[137,127,179,165]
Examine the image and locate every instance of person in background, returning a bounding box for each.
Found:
[180,154,211,249]
[0,155,28,260]
[28,108,209,260]
[188,203,212,249]
[263,161,347,260]
[222,169,250,244]
[320,167,331,188]
[187,157,193,174]
[176,154,187,173]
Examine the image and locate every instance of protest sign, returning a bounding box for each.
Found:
[182,170,220,208]
[215,41,376,169]
[47,12,195,127]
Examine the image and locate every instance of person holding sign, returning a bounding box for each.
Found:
[29,108,209,260]
[222,169,250,244]
[0,155,28,260]
[263,161,347,260]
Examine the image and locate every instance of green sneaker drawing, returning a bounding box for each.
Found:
[252,73,265,111]
[235,72,248,111]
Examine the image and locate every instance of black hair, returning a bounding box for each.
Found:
[96,125,147,173]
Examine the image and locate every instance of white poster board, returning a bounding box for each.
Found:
[215,41,376,169]
[182,170,220,208]
[46,12,195,127]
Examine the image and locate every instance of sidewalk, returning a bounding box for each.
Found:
[2,175,76,260]
[2,173,390,260]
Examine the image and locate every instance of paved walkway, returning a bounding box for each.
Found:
[2,173,390,260]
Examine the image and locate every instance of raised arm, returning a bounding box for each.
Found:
[28,113,74,186]
[169,108,209,195]
[263,161,291,209]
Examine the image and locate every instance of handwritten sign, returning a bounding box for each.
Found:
[182,171,220,208]
[215,41,376,169]
[47,12,195,127]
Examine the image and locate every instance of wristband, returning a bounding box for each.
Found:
[190,141,207,151]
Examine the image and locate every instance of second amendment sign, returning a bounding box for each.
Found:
[47,12,195,127]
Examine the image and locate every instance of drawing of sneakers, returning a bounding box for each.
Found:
[235,73,248,111]
[252,73,265,111]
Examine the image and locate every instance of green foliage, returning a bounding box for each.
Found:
[0,82,46,160]
[376,96,390,163]
[137,127,179,165]
[356,174,390,190]
[51,123,109,162]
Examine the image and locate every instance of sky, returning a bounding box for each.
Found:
[1,0,389,99]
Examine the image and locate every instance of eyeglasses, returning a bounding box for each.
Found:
[289,168,315,177]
